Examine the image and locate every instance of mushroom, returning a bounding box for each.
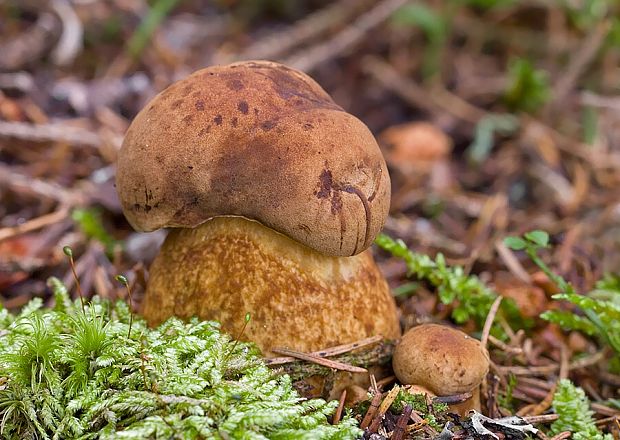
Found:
[392,323,490,416]
[115,61,401,394]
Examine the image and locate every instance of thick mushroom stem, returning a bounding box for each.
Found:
[392,324,490,417]
[144,216,401,357]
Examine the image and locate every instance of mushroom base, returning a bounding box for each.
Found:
[143,215,400,358]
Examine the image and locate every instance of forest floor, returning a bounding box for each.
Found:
[1,1,620,438]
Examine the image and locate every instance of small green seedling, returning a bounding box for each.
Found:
[504,230,549,252]
[506,230,620,355]
[115,274,134,339]
[63,245,85,313]
[224,312,251,363]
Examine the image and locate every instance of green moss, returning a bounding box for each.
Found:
[551,379,612,440]
[0,278,361,439]
[390,389,447,430]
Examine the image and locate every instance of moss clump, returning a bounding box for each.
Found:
[0,278,361,439]
[551,379,612,440]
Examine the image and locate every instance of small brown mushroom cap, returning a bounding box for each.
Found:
[392,324,489,396]
[116,60,390,257]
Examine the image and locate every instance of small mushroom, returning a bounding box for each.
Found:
[392,323,490,416]
[116,61,401,396]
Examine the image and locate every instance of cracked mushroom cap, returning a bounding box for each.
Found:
[392,324,490,396]
[116,60,390,257]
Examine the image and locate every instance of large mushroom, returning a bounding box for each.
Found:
[392,323,490,416]
[116,61,400,392]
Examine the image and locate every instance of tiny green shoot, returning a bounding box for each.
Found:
[224,312,251,363]
[506,231,620,355]
[115,274,134,339]
[63,245,85,313]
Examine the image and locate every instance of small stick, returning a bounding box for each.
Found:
[224,313,251,363]
[266,335,383,365]
[517,345,568,417]
[410,410,438,437]
[481,296,503,349]
[392,404,413,440]
[284,0,408,72]
[115,275,134,338]
[332,389,347,425]
[591,403,620,417]
[594,415,618,427]
[488,335,523,355]
[549,432,571,440]
[271,347,367,373]
[0,207,68,242]
[0,120,103,148]
[368,386,400,433]
[63,246,85,313]
[495,240,532,283]
[550,20,611,108]
[360,391,382,429]
[522,414,559,424]
[370,374,379,394]
[498,349,607,376]
[375,375,396,389]
[434,392,472,405]
[406,420,428,433]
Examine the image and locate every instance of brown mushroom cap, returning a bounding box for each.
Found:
[116,60,390,257]
[392,324,489,396]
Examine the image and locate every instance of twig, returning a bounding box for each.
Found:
[0,207,69,242]
[49,0,83,65]
[360,391,382,429]
[269,341,393,380]
[375,375,396,389]
[392,404,413,440]
[270,347,367,373]
[581,91,620,111]
[498,349,607,376]
[529,163,575,208]
[0,163,82,205]
[368,385,400,433]
[595,415,619,427]
[550,20,611,108]
[332,389,347,424]
[481,296,503,349]
[231,0,370,63]
[409,409,438,437]
[549,432,571,440]
[285,0,408,72]
[0,12,59,71]
[495,240,532,283]
[591,403,620,417]
[363,56,487,123]
[266,335,383,365]
[370,374,379,394]
[522,116,620,169]
[429,84,487,123]
[517,345,569,416]
[488,335,523,355]
[0,120,104,148]
[435,392,472,405]
[362,56,442,117]
[522,414,559,424]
